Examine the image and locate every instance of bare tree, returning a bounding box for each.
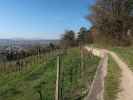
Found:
[88,0,133,45]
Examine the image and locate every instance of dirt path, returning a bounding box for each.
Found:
[85,47,108,100]
[86,46,133,100]
[107,51,133,100]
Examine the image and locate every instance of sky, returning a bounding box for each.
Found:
[0,0,95,39]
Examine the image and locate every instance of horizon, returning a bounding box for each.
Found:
[0,37,60,40]
[0,0,95,39]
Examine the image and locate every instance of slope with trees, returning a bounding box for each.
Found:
[88,0,133,46]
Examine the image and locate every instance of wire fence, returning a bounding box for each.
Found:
[0,47,98,100]
[54,47,96,100]
[0,49,63,73]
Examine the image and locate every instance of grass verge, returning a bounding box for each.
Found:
[90,43,133,71]
[62,48,100,100]
[104,56,121,100]
[111,47,133,70]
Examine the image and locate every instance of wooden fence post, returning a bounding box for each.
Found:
[55,55,61,100]
[80,47,84,79]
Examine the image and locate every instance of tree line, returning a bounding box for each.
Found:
[60,27,94,48]
[88,0,133,46]
[61,0,133,46]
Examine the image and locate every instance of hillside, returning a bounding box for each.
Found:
[0,48,100,100]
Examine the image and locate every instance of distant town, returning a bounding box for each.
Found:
[0,39,59,62]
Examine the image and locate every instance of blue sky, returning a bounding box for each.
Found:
[0,0,95,39]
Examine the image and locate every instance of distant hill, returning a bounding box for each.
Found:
[0,39,59,46]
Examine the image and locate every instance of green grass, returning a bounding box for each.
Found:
[0,48,100,100]
[0,57,57,100]
[61,48,100,100]
[104,56,121,100]
[111,46,133,70]
[89,43,133,70]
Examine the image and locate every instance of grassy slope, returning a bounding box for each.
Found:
[0,57,57,100]
[90,43,133,70]
[0,48,100,100]
[111,46,133,70]
[104,56,121,100]
[62,48,100,100]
